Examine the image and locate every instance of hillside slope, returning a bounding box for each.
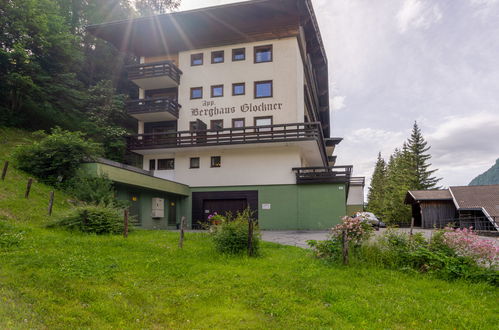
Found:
[470,158,499,185]
[0,127,498,328]
[0,128,74,226]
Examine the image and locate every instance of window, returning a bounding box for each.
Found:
[254,45,272,63]
[211,51,224,64]
[211,156,221,168]
[232,83,245,96]
[210,119,223,130]
[232,118,245,128]
[232,48,245,61]
[158,158,174,170]
[255,116,273,132]
[254,80,273,98]
[255,116,273,127]
[190,157,200,169]
[191,53,203,66]
[190,87,203,99]
[189,121,198,131]
[149,159,156,171]
[211,85,224,98]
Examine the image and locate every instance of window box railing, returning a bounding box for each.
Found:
[126,60,182,84]
[292,166,353,184]
[126,97,180,118]
[127,122,328,163]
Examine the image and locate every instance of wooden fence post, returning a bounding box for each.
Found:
[47,191,55,216]
[178,216,186,248]
[25,178,33,199]
[342,230,349,265]
[410,217,414,236]
[123,209,129,238]
[1,161,8,181]
[247,218,254,257]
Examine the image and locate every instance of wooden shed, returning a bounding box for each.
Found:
[404,190,457,228]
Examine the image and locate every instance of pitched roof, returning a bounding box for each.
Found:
[450,185,499,218]
[405,189,452,204]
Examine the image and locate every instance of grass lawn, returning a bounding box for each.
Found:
[1,127,498,328]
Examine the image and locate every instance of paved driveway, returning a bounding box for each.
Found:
[261,228,499,249]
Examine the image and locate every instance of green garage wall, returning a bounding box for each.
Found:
[115,183,186,230]
[190,183,347,230]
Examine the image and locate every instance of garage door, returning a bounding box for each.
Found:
[202,199,248,222]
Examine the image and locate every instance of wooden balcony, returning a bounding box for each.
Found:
[127,122,328,164]
[126,97,180,121]
[292,166,353,184]
[126,60,182,89]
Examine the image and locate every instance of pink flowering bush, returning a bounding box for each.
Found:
[330,216,374,245]
[443,227,499,268]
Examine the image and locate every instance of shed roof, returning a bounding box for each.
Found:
[405,189,452,204]
[450,185,499,218]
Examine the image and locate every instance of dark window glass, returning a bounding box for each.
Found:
[211,156,221,168]
[254,45,272,63]
[190,87,203,99]
[211,85,224,98]
[255,81,273,98]
[232,48,245,61]
[149,159,156,171]
[211,120,223,130]
[191,53,203,66]
[189,121,198,131]
[232,118,245,128]
[211,51,224,64]
[232,83,245,96]
[158,159,174,170]
[190,157,200,169]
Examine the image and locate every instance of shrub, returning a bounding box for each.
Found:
[442,227,499,268]
[210,208,260,255]
[13,127,102,185]
[65,171,121,207]
[50,205,126,234]
[308,216,373,260]
[331,216,374,246]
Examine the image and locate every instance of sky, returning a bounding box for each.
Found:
[178,0,499,190]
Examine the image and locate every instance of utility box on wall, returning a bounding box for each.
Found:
[151,198,164,218]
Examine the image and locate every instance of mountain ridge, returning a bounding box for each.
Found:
[469,158,499,186]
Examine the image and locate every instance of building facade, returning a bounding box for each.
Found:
[88,0,356,230]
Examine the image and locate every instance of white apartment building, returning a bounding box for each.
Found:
[88,0,361,230]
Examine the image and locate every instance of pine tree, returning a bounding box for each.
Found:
[383,148,412,224]
[406,121,441,190]
[367,152,387,217]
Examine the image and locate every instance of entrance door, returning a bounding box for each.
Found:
[168,201,177,226]
[128,192,141,225]
[202,199,248,222]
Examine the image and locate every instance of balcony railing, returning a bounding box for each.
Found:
[126,97,180,118]
[292,166,353,184]
[126,60,182,84]
[127,122,327,161]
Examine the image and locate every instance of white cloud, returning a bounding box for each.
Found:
[396,0,443,33]
[331,96,346,111]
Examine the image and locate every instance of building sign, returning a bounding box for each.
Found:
[191,100,283,118]
[262,203,271,210]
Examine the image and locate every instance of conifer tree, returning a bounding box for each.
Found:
[406,121,441,190]
[367,152,387,217]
